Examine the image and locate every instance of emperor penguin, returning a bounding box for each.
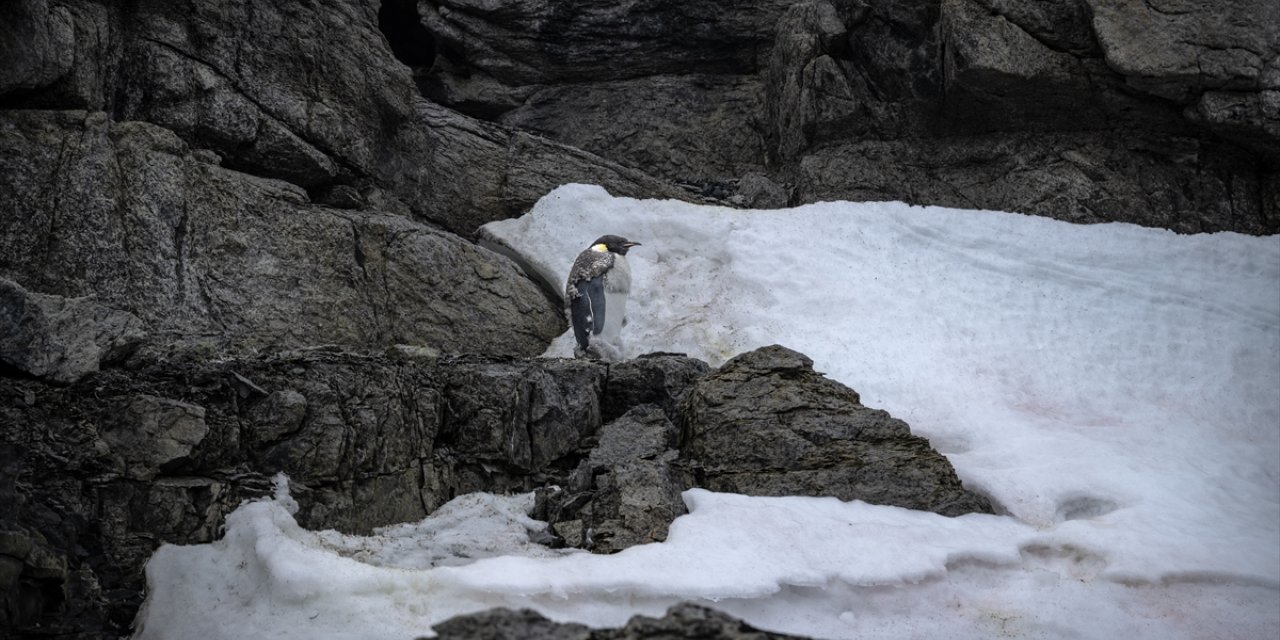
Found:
[565,235,641,360]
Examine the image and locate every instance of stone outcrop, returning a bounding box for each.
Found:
[0,278,144,384]
[678,346,992,517]
[0,0,698,239]
[542,347,990,554]
[430,603,811,640]
[413,0,1278,233]
[0,110,564,358]
[1,346,987,635]
[794,131,1266,231]
[546,404,689,553]
[0,350,609,635]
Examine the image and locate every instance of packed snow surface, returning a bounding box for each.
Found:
[134,185,1280,640]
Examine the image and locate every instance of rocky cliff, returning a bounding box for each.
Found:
[1,0,1276,637]
[413,0,1277,232]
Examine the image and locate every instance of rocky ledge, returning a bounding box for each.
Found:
[1,342,988,636]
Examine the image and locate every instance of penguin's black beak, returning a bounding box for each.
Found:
[623,241,641,248]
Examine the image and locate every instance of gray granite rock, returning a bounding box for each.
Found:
[100,395,208,481]
[1087,0,1279,102]
[0,345,988,633]
[0,278,145,384]
[678,345,994,517]
[410,0,1277,233]
[0,110,564,358]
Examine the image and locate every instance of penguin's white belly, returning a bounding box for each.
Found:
[600,256,632,342]
[601,289,628,340]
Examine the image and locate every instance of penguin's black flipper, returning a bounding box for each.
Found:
[570,276,607,349]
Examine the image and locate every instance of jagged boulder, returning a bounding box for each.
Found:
[431,603,812,640]
[0,350,609,635]
[941,0,1110,130]
[543,345,991,554]
[0,0,76,101]
[0,0,116,109]
[431,607,592,640]
[549,405,687,553]
[0,277,145,384]
[795,131,1268,233]
[390,100,693,235]
[498,75,768,189]
[440,357,606,473]
[419,0,791,90]
[1087,0,1277,103]
[1086,0,1280,155]
[100,395,207,481]
[0,0,697,238]
[115,0,415,189]
[610,604,812,640]
[678,345,993,517]
[601,353,714,423]
[764,1,854,161]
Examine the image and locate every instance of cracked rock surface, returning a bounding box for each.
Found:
[419,0,1277,233]
[2,346,987,634]
[0,110,564,358]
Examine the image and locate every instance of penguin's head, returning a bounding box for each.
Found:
[591,235,642,256]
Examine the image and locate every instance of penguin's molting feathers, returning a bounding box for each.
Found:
[565,235,640,357]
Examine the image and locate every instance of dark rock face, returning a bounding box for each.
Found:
[415,0,1278,233]
[0,0,698,240]
[602,353,715,423]
[1,346,984,635]
[542,345,990,556]
[795,132,1268,231]
[0,351,606,636]
[0,277,145,384]
[440,357,605,472]
[678,345,992,517]
[431,603,811,640]
[114,0,412,190]
[432,607,593,640]
[500,75,768,189]
[539,355,710,553]
[547,404,688,553]
[0,110,563,358]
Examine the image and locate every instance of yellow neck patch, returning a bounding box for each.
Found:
[591,243,609,253]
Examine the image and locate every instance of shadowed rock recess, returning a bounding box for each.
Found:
[0,0,1271,637]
